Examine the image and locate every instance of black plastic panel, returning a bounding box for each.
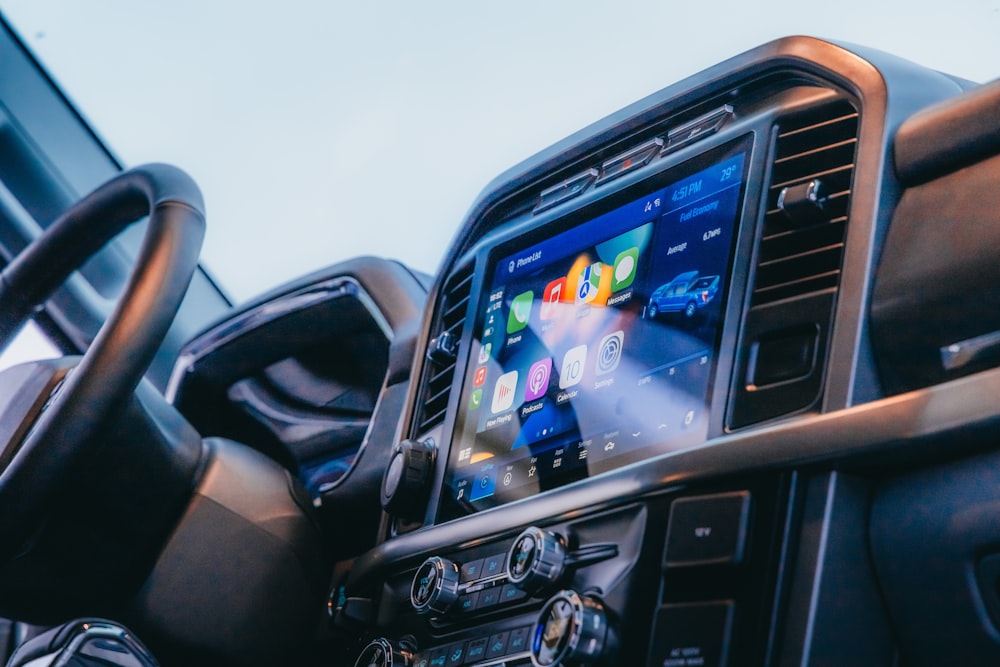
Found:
[871,448,1000,666]
[894,78,1000,186]
[872,152,1000,395]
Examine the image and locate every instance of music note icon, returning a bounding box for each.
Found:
[540,277,566,320]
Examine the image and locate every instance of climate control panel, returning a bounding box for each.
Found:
[344,480,785,667]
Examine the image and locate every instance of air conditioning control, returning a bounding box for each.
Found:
[354,638,412,667]
[531,590,614,666]
[507,527,567,594]
[410,556,460,615]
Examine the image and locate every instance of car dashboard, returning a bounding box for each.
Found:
[163,37,1000,667]
[9,37,1000,667]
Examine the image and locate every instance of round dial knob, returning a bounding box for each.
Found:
[531,590,612,667]
[354,638,412,667]
[381,439,436,521]
[507,527,567,593]
[410,556,460,615]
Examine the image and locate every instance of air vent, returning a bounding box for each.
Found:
[730,98,860,429]
[415,264,474,433]
[752,100,859,305]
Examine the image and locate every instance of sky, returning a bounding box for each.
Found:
[1,1,999,305]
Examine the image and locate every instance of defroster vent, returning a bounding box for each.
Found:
[415,264,473,433]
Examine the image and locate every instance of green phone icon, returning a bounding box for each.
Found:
[507,291,533,334]
[469,388,483,410]
[611,247,639,291]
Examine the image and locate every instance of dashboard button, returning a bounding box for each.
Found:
[506,626,531,654]
[500,583,528,604]
[596,138,663,186]
[648,601,733,667]
[477,586,501,609]
[445,642,466,666]
[412,654,429,667]
[664,491,751,567]
[464,638,487,664]
[429,648,448,667]
[665,104,733,153]
[460,559,484,583]
[486,632,509,659]
[535,169,599,213]
[457,592,479,614]
[482,553,507,578]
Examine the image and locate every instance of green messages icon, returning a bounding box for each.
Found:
[611,247,639,291]
[507,291,533,334]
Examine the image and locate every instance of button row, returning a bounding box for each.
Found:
[532,105,734,214]
[412,625,532,667]
[457,583,527,614]
[459,552,507,583]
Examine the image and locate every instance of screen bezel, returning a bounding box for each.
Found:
[436,134,755,523]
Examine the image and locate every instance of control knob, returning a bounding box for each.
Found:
[381,439,436,521]
[410,556,460,615]
[354,638,412,667]
[531,590,614,667]
[507,526,567,594]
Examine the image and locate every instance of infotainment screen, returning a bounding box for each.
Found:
[438,136,751,521]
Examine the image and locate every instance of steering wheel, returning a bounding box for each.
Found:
[0,163,205,560]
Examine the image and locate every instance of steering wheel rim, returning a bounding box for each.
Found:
[0,163,205,558]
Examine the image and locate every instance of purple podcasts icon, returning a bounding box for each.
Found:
[525,358,552,401]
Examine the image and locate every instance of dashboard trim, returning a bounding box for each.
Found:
[352,363,1000,589]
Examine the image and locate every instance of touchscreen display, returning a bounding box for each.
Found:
[439,137,751,521]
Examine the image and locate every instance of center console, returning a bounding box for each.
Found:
[329,37,977,667]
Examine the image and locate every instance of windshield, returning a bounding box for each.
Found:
[2,1,998,303]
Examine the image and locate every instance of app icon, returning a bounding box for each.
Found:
[540,277,566,320]
[559,344,588,389]
[470,464,497,501]
[491,370,519,413]
[507,291,533,333]
[575,262,603,304]
[473,366,487,387]
[611,247,639,291]
[469,389,483,410]
[478,342,493,364]
[596,330,624,375]
[525,358,552,401]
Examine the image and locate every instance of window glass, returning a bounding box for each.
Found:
[1,2,998,302]
[0,320,60,372]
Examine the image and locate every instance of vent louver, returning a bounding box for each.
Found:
[415,264,473,433]
[752,100,859,305]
